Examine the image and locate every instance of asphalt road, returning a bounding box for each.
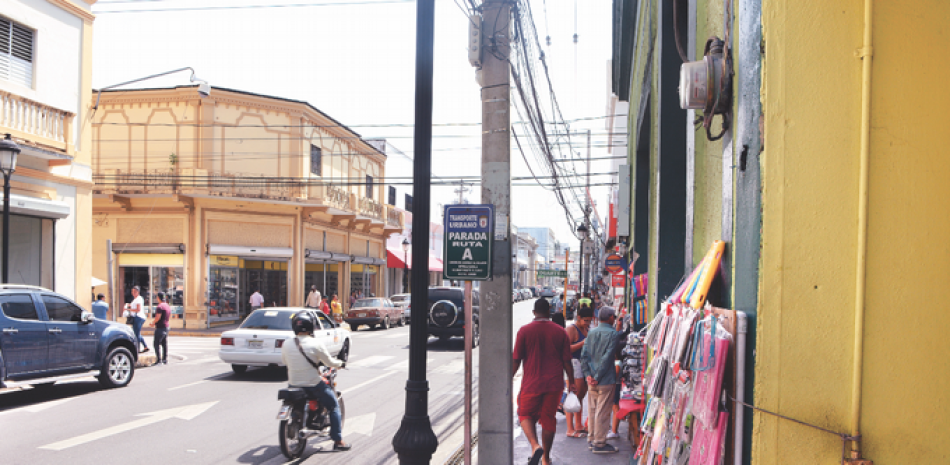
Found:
[0,299,540,465]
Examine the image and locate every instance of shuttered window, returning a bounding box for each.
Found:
[310,144,322,176]
[366,175,374,200]
[0,17,34,88]
[388,186,396,205]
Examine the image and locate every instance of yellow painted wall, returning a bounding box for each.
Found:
[691,0,725,266]
[860,0,950,462]
[756,1,950,464]
[756,0,863,462]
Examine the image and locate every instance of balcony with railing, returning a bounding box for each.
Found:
[93,169,405,230]
[359,196,384,221]
[0,90,75,154]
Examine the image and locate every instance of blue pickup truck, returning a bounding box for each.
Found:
[0,285,138,389]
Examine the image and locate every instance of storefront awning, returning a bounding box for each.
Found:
[10,193,69,219]
[304,249,350,262]
[352,256,386,266]
[386,247,443,272]
[112,243,185,254]
[208,244,293,260]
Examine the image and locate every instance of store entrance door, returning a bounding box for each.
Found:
[240,261,288,317]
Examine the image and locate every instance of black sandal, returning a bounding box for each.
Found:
[528,447,543,465]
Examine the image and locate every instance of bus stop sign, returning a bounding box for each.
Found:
[443,204,494,281]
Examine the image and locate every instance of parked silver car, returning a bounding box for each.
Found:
[390,293,411,324]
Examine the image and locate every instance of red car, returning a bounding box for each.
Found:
[345,298,402,330]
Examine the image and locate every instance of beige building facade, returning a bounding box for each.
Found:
[91,86,401,326]
[0,0,97,307]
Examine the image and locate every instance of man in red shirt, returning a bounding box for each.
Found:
[513,298,575,465]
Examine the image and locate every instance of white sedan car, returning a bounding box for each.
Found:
[218,307,350,374]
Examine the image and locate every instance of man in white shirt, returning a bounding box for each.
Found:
[281,312,350,451]
[552,293,564,316]
[306,286,321,308]
[124,286,149,353]
[249,290,264,311]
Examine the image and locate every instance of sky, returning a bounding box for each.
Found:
[90,0,617,253]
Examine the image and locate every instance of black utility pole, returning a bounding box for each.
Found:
[392,0,438,463]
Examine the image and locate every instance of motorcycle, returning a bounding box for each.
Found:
[276,366,346,459]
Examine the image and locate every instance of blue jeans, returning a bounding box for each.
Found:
[300,382,342,442]
[153,327,168,362]
[131,318,148,351]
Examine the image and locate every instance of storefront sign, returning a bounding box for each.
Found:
[443,204,493,281]
[605,254,626,274]
[537,269,567,278]
[212,255,239,267]
[611,274,625,287]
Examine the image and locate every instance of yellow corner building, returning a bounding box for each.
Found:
[91,85,402,327]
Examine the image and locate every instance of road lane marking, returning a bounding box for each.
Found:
[379,332,408,339]
[39,401,219,451]
[340,372,393,395]
[168,380,207,391]
[345,355,394,368]
[343,412,376,437]
[182,356,221,365]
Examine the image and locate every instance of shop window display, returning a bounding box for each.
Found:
[350,264,378,297]
[209,266,239,322]
[120,265,185,322]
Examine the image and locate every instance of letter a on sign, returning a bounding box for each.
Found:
[462,248,473,260]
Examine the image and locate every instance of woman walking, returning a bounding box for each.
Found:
[565,305,594,437]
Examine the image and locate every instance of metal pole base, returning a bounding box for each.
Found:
[392,380,438,464]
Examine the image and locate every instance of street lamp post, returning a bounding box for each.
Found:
[577,223,589,295]
[392,0,438,462]
[402,237,410,293]
[0,135,21,284]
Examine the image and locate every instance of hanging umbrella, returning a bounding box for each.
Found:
[91,277,108,287]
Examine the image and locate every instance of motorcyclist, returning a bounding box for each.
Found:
[280,311,351,451]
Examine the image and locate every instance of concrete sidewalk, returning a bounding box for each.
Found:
[511,402,636,465]
[444,398,637,464]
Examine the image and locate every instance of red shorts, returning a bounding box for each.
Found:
[517,390,561,432]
